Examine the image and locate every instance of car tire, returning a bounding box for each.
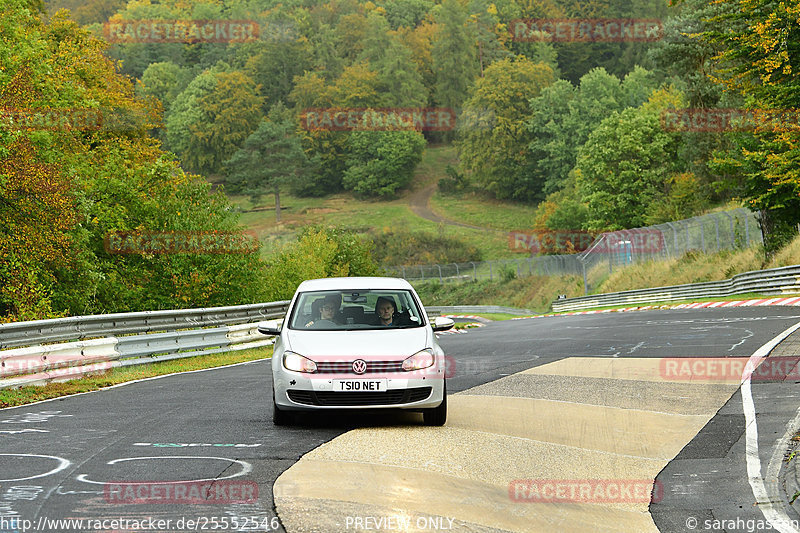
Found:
[423,381,447,426]
[273,392,292,426]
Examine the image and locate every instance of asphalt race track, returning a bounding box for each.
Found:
[2,307,800,532]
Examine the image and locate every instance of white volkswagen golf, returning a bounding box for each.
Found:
[258,277,454,426]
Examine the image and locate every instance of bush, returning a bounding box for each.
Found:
[342,130,426,198]
[263,226,380,300]
[369,230,483,266]
[437,165,470,195]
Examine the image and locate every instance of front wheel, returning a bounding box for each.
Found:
[423,381,447,426]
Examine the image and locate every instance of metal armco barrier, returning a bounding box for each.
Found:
[0,302,289,349]
[0,301,289,389]
[552,264,800,312]
[0,300,530,389]
[426,305,533,316]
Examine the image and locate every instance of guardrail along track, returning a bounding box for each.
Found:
[552,265,800,312]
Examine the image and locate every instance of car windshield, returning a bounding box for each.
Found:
[288,289,424,330]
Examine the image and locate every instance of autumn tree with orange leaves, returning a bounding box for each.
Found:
[701,0,800,254]
[0,0,268,321]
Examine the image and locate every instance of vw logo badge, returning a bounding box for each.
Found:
[352,359,367,375]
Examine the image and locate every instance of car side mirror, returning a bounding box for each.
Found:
[431,316,454,332]
[257,320,282,336]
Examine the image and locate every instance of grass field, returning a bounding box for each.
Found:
[430,192,539,231]
[228,145,522,261]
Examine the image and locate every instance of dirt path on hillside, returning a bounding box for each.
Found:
[407,184,489,231]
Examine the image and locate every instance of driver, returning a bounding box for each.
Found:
[305,294,340,328]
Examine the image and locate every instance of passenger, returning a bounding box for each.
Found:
[374,296,397,326]
[305,294,340,328]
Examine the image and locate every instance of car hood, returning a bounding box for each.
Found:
[285,327,430,359]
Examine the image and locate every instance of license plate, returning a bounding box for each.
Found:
[332,379,388,392]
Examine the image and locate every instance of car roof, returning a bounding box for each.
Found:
[296,277,414,292]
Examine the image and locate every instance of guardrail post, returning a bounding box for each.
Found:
[665,222,677,258]
[685,221,690,252]
[744,213,750,247]
[582,259,588,295]
[701,220,706,253]
[723,212,734,248]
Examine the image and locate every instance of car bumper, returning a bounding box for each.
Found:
[273,371,445,411]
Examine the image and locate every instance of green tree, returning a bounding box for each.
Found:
[431,0,478,115]
[576,106,682,230]
[136,61,189,109]
[264,226,379,301]
[700,0,800,254]
[379,0,434,29]
[166,69,263,175]
[0,1,268,320]
[468,0,510,76]
[526,79,577,195]
[225,103,311,222]
[359,13,427,107]
[527,67,656,194]
[342,128,427,198]
[241,38,313,113]
[458,56,555,201]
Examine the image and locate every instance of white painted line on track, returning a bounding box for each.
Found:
[741,321,800,533]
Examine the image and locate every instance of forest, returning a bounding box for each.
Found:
[1,0,797,320]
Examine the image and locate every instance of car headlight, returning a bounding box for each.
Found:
[283,351,317,373]
[403,349,435,371]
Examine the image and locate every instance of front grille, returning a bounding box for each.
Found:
[287,387,432,406]
[314,360,404,374]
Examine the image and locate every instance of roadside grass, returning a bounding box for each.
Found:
[0,346,272,409]
[769,234,800,268]
[595,248,763,294]
[595,235,800,295]
[415,235,800,312]
[446,312,520,321]
[430,192,539,231]
[415,274,585,314]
